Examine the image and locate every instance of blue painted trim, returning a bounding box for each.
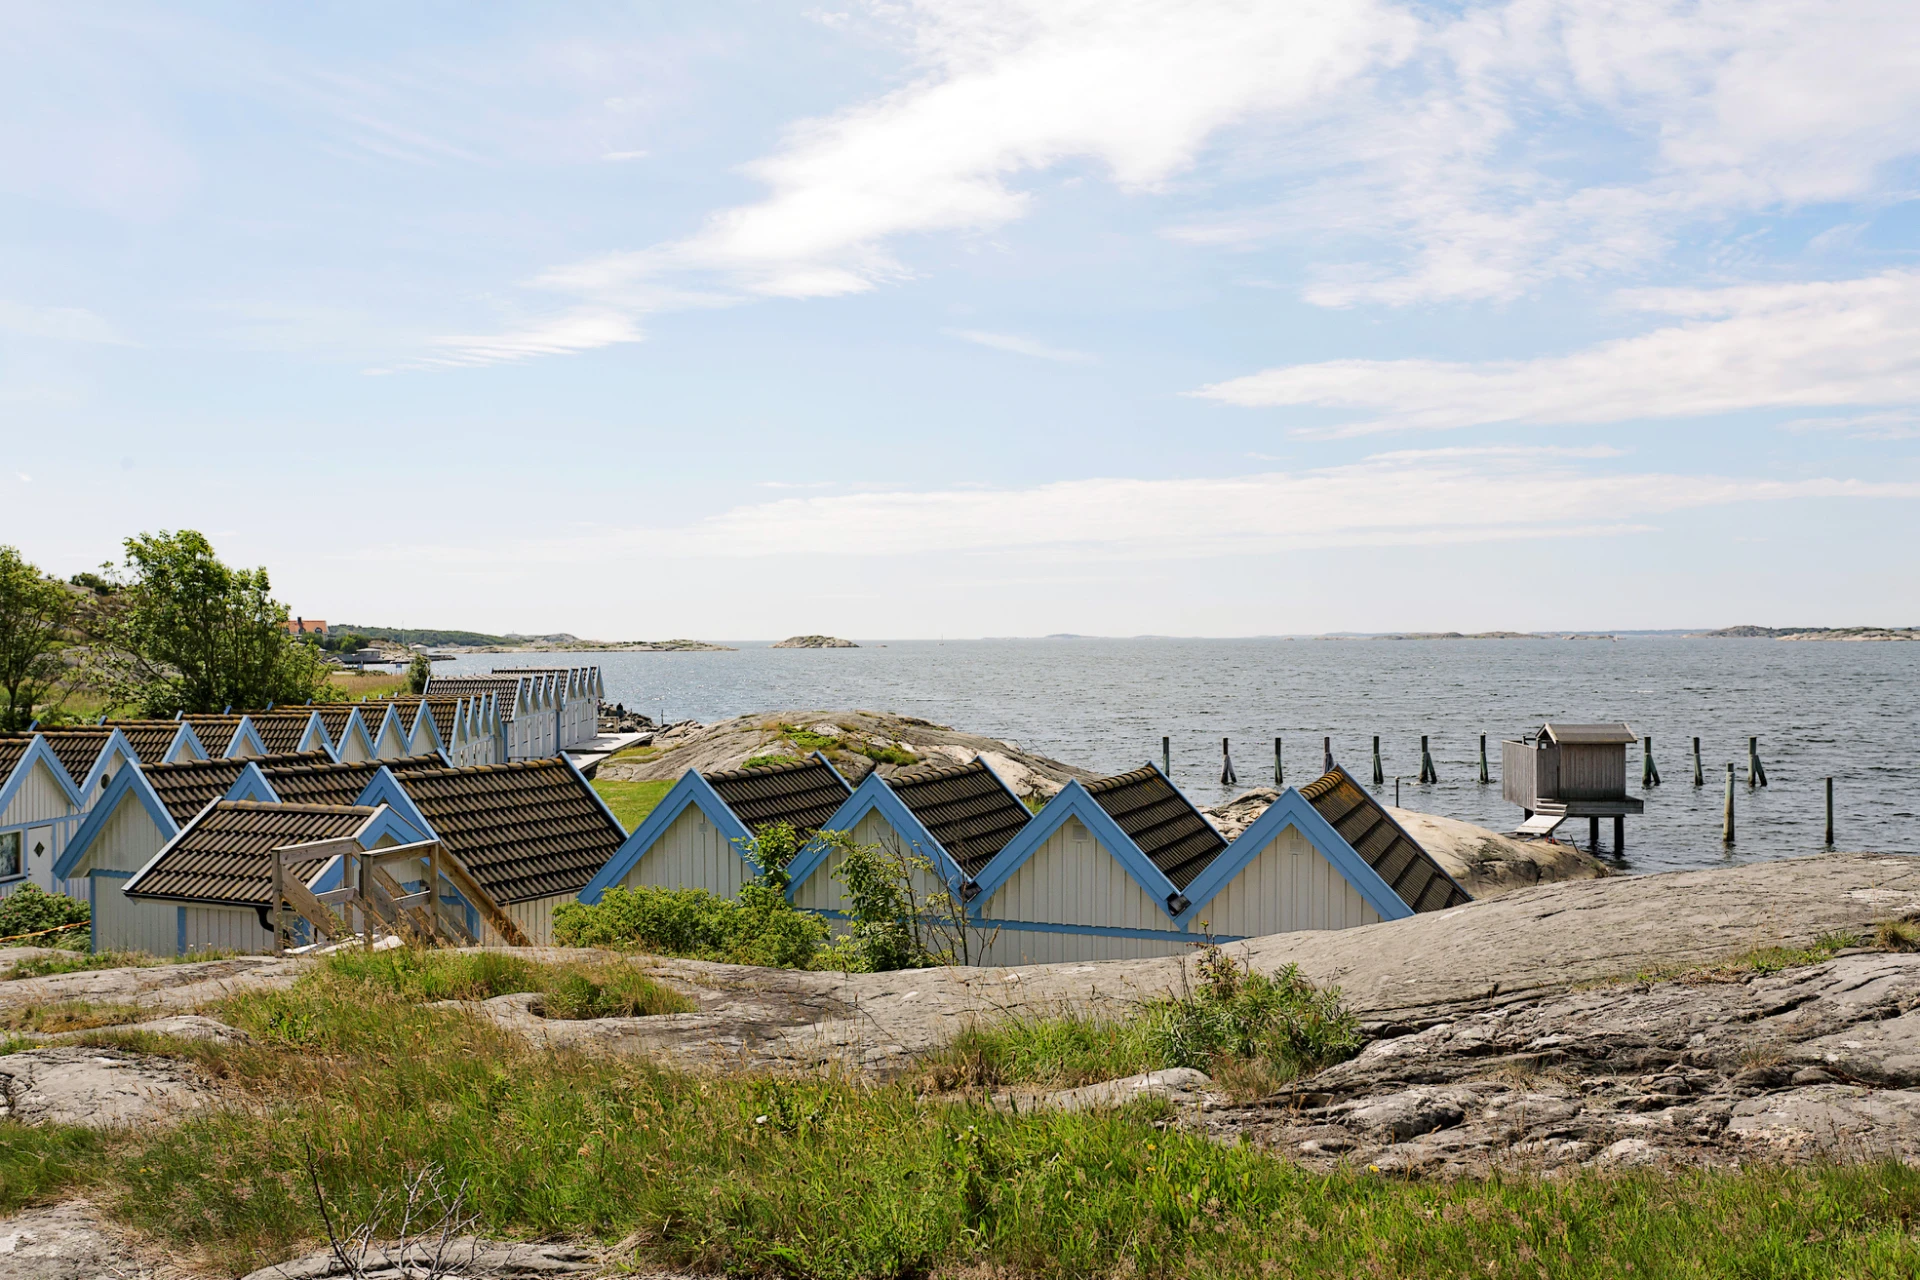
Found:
[976,917,1237,942]
[223,762,280,804]
[1173,783,1414,927]
[562,751,628,837]
[0,736,85,819]
[55,767,179,879]
[351,768,438,842]
[577,770,753,904]
[406,702,447,761]
[356,805,431,846]
[161,723,208,763]
[785,771,967,902]
[296,712,337,760]
[226,718,271,759]
[967,778,1182,921]
[70,728,139,798]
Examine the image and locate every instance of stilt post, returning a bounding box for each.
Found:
[1419,735,1437,784]
[1613,813,1624,853]
[1323,736,1332,772]
[1749,736,1768,788]
[1642,736,1660,788]
[1723,763,1736,844]
[1589,815,1599,850]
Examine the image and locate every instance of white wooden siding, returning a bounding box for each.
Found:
[92,875,179,956]
[182,904,274,955]
[979,818,1182,934]
[479,892,573,946]
[3,757,76,828]
[73,794,167,878]
[791,811,945,914]
[1196,826,1381,937]
[972,925,1194,966]
[621,806,754,898]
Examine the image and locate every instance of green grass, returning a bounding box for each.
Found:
[923,952,1363,1098]
[4,968,1920,1276]
[309,946,694,1015]
[589,778,673,832]
[2,950,159,980]
[742,753,805,770]
[1633,930,1864,984]
[0,999,148,1035]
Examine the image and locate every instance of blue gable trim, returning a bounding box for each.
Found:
[785,771,967,902]
[162,723,208,763]
[295,712,338,760]
[967,778,1183,921]
[223,762,280,804]
[577,769,753,905]
[1174,786,1414,927]
[357,804,431,846]
[351,768,438,842]
[225,718,271,759]
[70,728,139,798]
[54,766,177,879]
[0,735,84,819]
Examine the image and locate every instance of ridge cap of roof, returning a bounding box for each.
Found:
[1084,764,1160,794]
[213,799,378,815]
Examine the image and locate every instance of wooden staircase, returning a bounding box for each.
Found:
[267,837,530,952]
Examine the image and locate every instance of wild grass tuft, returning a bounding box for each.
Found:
[535,967,693,1019]
[2,950,158,980]
[0,1000,149,1035]
[925,949,1362,1098]
[1876,918,1920,952]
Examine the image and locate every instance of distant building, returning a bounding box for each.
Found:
[284,617,328,637]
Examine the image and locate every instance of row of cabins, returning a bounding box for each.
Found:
[7,710,1472,965]
[424,667,605,759]
[585,752,1470,964]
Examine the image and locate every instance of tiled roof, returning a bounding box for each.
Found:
[415,697,466,742]
[425,677,527,718]
[0,739,30,785]
[886,759,1031,877]
[179,715,246,754]
[1300,766,1472,913]
[310,705,373,746]
[1085,766,1229,890]
[704,757,851,841]
[0,730,109,785]
[244,712,315,755]
[110,722,191,764]
[126,801,373,906]
[262,755,444,808]
[389,759,625,904]
[143,757,261,824]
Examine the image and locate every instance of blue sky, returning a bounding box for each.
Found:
[5,1,1918,638]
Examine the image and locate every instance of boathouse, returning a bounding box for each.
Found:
[1503,722,1644,849]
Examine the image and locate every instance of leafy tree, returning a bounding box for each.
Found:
[0,545,78,730]
[406,652,432,694]
[87,530,331,715]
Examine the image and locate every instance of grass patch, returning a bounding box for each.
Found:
[535,968,693,1019]
[1633,930,1863,985]
[605,743,664,765]
[1,950,162,980]
[0,1000,149,1035]
[923,950,1362,1098]
[742,753,804,770]
[324,670,411,699]
[773,723,919,769]
[1876,918,1920,952]
[589,778,673,832]
[309,947,692,1017]
[6,973,1920,1276]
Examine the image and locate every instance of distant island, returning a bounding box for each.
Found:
[1694,626,1917,641]
[772,635,858,649]
[1331,631,1616,641]
[333,625,733,653]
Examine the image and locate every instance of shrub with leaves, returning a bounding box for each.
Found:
[0,884,90,945]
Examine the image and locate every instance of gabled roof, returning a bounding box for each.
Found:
[885,758,1031,877]
[1299,765,1471,913]
[244,711,317,755]
[968,778,1186,920]
[145,756,279,825]
[425,676,528,719]
[704,756,853,838]
[1541,722,1637,746]
[383,758,627,904]
[1,729,114,789]
[1084,765,1229,889]
[414,697,467,743]
[178,714,248,755]
[263,755,444,808]
[0,738,81,815]
[124,801,375,906]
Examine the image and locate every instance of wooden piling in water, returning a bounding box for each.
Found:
[1220,737,1237,786]
[1273,737,1282,787]
[1478,733,1490,784]
[1372,735,1384,786]
[1161,736,1170,777]
[1723,763,1736,844]
[1693,737,1704,787]
[1419,735,1437,784]
[1323,736,1332,772]
[1749,736,1769,788]
[1825,777,1834,846]
[1642,735,1661,788]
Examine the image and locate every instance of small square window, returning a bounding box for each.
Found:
[0,831,20,879]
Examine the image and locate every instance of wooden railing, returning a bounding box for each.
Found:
[267,837,530,953]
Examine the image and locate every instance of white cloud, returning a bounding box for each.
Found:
[1196,270,1920,432]
[601,149,648,161]
[1784,411,1920,441]
[0,299,126,345]
[654,451,1920,559]
[408,307,648,370]
[945,327,1094,363]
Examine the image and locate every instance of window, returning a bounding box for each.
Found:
[0,831,19,879]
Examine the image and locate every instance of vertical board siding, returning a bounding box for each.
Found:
[93,876,180,956]
[1198,827,1381,937]
[4,759,76,827]
[794,812,947,914]
[478,892,571,947]
[88,796,167,877]
[1558,746,1626,799]
[622,806,753,898]
[972,926,1193,966]
[183,905,274,956]
[981,819,1181,933]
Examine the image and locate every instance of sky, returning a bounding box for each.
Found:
[4,0,1918,639]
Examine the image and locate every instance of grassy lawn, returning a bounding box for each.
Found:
[1,955,1916,1278]
[324,670,411,700]
[591,778,673,832]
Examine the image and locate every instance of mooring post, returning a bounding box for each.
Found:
[1825,777,1834,846]
[1642,735,1660,788]
[1419,735,1437,784]
[1372,735,1384,786]
[1749,736,1768,788]
[1220,737,1237,786]
[1273,737,1282,786]
[1323,736,1333,772]
[1478,733,1490,784]
[1693,736,1704,787]
[1723,763,1736,844]
[1162,735,1171,777]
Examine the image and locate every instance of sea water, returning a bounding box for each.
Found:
[437,637,1919,872]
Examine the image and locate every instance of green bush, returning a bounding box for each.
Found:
[0,884,90,946]
[552,882,828,969]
